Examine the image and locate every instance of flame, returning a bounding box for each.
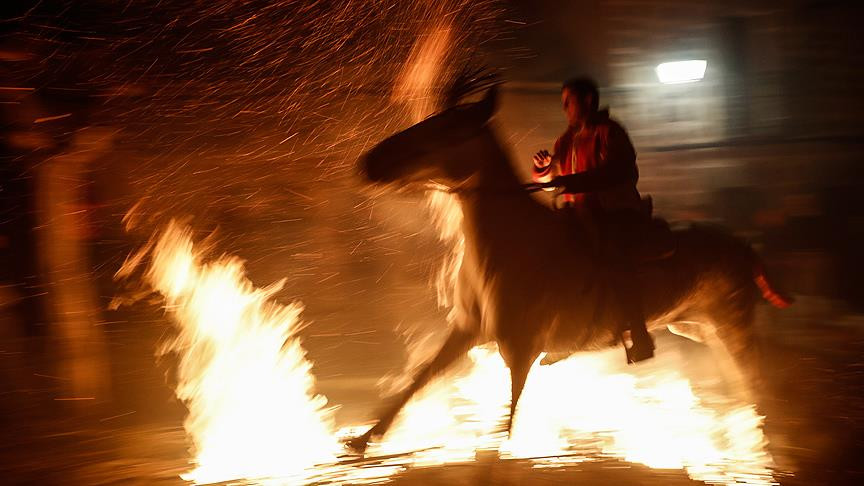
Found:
[392,22,453,122]
[136,222,775,485]
[142,222,340,483]
[355,345,776,485]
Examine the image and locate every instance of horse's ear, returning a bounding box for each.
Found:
[477,85,499,122]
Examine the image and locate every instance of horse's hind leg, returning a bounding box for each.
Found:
[346,326,478,454]
[704,298,763,404]
[667,321,710,343]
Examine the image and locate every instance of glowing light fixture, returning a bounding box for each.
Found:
[656,60,707,84]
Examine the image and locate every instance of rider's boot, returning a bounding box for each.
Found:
[601,209,655,364]
[625,319,654,364]
[619,285,654,364]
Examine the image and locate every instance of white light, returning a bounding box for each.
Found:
[656,60,707,84]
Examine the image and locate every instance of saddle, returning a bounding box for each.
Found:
[634,196,676,263]
[560,196,675,262]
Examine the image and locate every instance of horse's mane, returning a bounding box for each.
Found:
[441,67,500,110]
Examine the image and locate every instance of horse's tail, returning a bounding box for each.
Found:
[657,221,791,309]
[752,260,793,308]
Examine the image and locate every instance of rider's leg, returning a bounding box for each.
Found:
[617,271,654,363]
[604,211,654,364]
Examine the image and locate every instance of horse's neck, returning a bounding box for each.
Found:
[456,130,566,261]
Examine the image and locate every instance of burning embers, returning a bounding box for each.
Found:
[131,222,776,485]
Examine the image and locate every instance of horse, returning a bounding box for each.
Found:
[347,79,790,454]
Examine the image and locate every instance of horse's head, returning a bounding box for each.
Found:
[359,77,499,189]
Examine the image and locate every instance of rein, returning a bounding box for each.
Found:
[436,182,552,196]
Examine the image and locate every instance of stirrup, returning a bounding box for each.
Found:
[626,343,655,364]
[625,331,655,364]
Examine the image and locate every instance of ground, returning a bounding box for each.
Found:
[3,296,863,485]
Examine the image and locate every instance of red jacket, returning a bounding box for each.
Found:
[533,110,642,213]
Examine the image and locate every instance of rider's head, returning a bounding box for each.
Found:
[561,77,599,127]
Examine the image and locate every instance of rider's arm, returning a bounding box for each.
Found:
[552,122,637,193]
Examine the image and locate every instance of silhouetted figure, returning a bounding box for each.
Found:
[531,77,654,364]
[347,75,789,454]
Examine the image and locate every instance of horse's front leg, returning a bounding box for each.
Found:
[500,345,538,436]
[496,311,542,438]
[345,325,478,454]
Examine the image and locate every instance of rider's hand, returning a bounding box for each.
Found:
[533,150,552,167]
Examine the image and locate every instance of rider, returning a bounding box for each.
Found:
[532,77,655,364]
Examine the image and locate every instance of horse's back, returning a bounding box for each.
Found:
[669,223,756,281]
[638,222,760,319]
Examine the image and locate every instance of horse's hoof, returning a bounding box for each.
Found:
[625,343,655,364]
[474,448,500,462]
[540,352,571,366]
[344,433,371,456]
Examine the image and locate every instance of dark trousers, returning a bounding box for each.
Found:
[561,206,648,337]
[600,210,648,337]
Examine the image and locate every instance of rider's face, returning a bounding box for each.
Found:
[561,88,587,127]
